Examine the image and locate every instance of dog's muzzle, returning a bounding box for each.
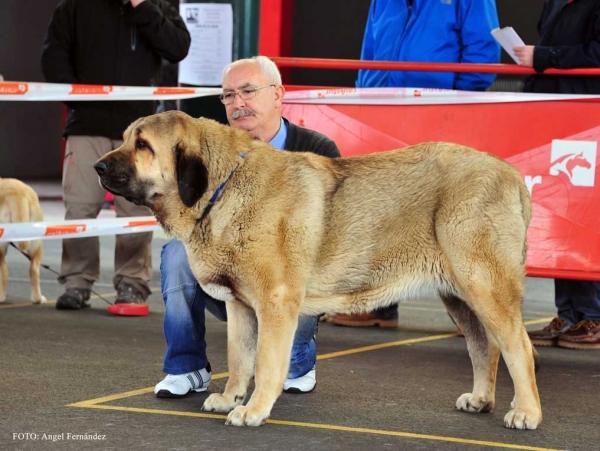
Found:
[94,160,138,205]
[94,161,109,175]
[94,160,117,192]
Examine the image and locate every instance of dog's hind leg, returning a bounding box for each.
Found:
[0,243,7,302]
[439,292,500,414]
[455,273,541,430]
[203,300,257,415]
[28,241,46,304]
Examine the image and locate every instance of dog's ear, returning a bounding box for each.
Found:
[175,143,208,208]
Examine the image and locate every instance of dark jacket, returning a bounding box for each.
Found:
[524,0,600,94]
[41,0,191,139]
[284,119,341,158]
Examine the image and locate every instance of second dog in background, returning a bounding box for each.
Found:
[0,178,46,304]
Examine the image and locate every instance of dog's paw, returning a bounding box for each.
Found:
[504,407,541,430]
[225,406,268,427]
[32,295,47,304]
[455,393,494,413]
[202,393,243,414]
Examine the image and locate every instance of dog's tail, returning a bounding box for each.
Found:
[519,180,534,267]
[532,344,541,373]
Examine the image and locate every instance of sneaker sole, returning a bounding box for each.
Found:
[56,300,91,310]
[328,318,398,328]
[283,383,316,394]
[155,387,208,398]
[557,340,600,350]
[530,338,558,347]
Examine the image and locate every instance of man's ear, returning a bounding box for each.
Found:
[274,84,285,108]
[175,143,208,208]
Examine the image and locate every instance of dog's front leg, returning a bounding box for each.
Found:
[226,287,301,427]
[203,300,257,415]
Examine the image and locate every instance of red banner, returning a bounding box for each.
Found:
[283,97,600,280]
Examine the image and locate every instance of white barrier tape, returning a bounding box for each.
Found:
[284,87,600,105]
[3,82,599,105]
[0,81,221,101]
[0,216,160,242]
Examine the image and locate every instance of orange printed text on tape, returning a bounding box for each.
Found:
[70,85,113,95]
[45,224,87,236]
[0,83,29,95]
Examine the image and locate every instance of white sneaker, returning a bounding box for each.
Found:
[283,367,316,394]
[154,365,212,398]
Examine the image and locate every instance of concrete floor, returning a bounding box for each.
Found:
[0,193,599,451]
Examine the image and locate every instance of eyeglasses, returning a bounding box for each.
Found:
[219,84,276,105]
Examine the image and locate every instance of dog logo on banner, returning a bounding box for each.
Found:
[549,139,597,187]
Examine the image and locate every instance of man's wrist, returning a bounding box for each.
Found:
[130,0,146,8]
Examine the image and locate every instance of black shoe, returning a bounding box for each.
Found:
[115,283,145,304]
[56,288,91,310]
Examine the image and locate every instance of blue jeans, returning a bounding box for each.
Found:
[555,279,600,325]
[160,239,317,379]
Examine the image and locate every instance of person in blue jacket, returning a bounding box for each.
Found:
[356,0,500,91]
[329,0,500,329]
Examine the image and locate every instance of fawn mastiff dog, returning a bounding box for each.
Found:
[95,111,541,430]
[0,178,46,304]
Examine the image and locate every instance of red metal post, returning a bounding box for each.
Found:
[258,0,294,83]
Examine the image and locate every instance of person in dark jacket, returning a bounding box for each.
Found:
[515,0,600,94]
[41,0,190,309]
[154,56,341,398]
[514,0,600,350]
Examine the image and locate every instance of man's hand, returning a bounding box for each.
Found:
[131,0,146,7]
[513,46,534,68]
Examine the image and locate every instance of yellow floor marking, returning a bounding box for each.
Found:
[0,301,35,309]
[68,373,230,407]
[523,310,558,317]
[317,333,458,359]
[524,317,555,326]
[70,334,460,407]
[73,404,562,451]
[67,324,562,449]
[71,318,554,406]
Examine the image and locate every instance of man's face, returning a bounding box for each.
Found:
[221,62,284,140]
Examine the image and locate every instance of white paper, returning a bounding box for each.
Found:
[491,27,526,64]
[178,3,233,86]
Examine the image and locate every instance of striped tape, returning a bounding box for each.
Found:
[283,87,600,105]
[0,81,221,101]
[2,81,597,105]
[0,216,159,242]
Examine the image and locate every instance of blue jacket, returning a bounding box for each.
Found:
[356,0,500,91]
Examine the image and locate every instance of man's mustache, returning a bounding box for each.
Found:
[231,109,255,120]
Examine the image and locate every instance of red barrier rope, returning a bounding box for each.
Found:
[271,57,600,76]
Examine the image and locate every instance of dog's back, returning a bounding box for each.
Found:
[0,178,46,303]
[264,142,532,313]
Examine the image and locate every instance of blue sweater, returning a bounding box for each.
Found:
[356,0,500,91]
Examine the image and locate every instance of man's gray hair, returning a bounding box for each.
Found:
[222,56,282,85]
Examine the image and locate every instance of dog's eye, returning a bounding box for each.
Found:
[136,139,148,149]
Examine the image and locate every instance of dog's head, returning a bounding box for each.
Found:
[97,111,257,229]
[96,111,219,212]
